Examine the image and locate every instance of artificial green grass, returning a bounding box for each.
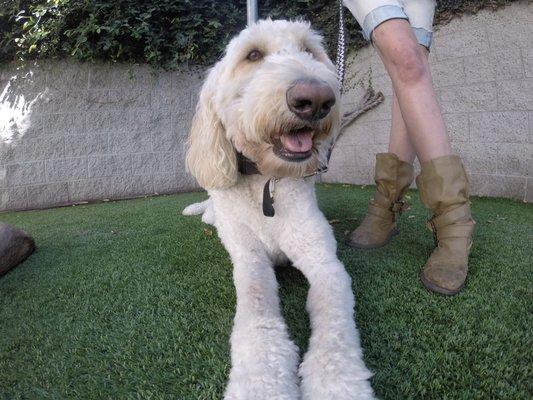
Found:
[0,184,531,399]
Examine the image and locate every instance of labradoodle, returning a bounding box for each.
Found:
[183,19,375,400]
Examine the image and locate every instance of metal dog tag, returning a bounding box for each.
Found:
[262,178,275,217]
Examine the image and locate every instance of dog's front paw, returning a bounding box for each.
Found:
[299,346,375,400]
[224,318,301,400]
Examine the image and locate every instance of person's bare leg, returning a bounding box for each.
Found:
[347,89,416,250]
[370,19,473,296]
[372,19,451,162]
[389,89,416,164]
[388,45,432,164]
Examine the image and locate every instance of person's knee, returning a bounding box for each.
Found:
[389,44,429,85]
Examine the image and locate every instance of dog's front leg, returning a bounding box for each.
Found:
[280,222,375,400]
[220,229,300,400]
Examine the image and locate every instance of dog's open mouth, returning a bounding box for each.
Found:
[273,127,313,162]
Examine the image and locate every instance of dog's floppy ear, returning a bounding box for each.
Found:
[186,65,238,190]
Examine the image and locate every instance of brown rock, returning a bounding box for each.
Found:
[0,222,36,276]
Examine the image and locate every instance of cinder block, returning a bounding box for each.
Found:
[68,178,108,202]
[0,113,43,139]
[88,154,131,178]
[490,49,525,80]
[22,136,65,160]
[497,143,531,176]
[342,85,370,110]
[42,90,89,113]
[173,69,204,92]
[152,130,179,152]
[150,70,172,92]
[367,73,392,96]
[169,88,197,116]
[64,134,108,157]
[523,48,533,78]
[464,49,524,84]
[469,173,526,200]
[149,109,172,133]
[131,152,175,175]
[354,144,387,168]
[530,112,533,142]
[46,61,89,90]
[328,144,356,167]
[431,58,465,88]
[85,110,129,134]
[1,63,47,94]
[105,174,154,198]
[153,115,190,152]
[470,112,528,143]
[352,166,374,186]
[2,161,46,186]
[153,173,180,194]
[444,2,531,31]
[0,141,25,165]
[340,120,389,146]
[443,113,469,142]
[153,172,199,194]
[371,121,392,145]
[109,130,151,154]
[46,157,88,182]
[526,179,533,203]
[0,187,27,211]
[497,78,533,110]
[433,28,490,62]
[369,55,388,78]
[344,62,373,93]
[439,82,498,113]
[151,88,173,111]
[42,113,85,136]
[26,182,69,208]
[321,162,359,184]
[453,143,499,174]
[85,88,150,111]
[30,90,58,115]
[487,21,533,50]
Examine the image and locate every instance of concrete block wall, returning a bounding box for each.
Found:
[323,1,532,202]
[1,62,201,211]
[0,2,531,211]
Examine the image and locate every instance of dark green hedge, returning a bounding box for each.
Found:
[0,0,518,69]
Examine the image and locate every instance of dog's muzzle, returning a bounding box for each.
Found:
[286,78,336,122]
[271,79,335,163]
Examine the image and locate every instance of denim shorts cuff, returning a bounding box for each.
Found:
[412,27,433,49]
[362,5,409,41]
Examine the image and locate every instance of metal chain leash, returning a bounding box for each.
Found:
[323,0,346,166]
[335,0,346,95]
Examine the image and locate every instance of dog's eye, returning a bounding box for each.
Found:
[247,49,263,62]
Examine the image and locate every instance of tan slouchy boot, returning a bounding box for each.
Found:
[348,153,414,249]
[416,155,475,296]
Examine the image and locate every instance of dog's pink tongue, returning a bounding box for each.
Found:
[280,131,313,152]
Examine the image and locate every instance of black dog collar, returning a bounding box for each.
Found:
[235,152,327,218]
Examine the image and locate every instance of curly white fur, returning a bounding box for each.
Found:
[185,19,375,400]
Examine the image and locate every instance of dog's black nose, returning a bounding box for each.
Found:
[286,78,336,121]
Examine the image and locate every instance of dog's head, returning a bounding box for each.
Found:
[186,19,340,189]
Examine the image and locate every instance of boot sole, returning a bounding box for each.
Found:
[346,227,399,250]
[419,271,465,296]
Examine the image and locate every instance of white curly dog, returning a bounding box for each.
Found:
[183,19,375,400]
